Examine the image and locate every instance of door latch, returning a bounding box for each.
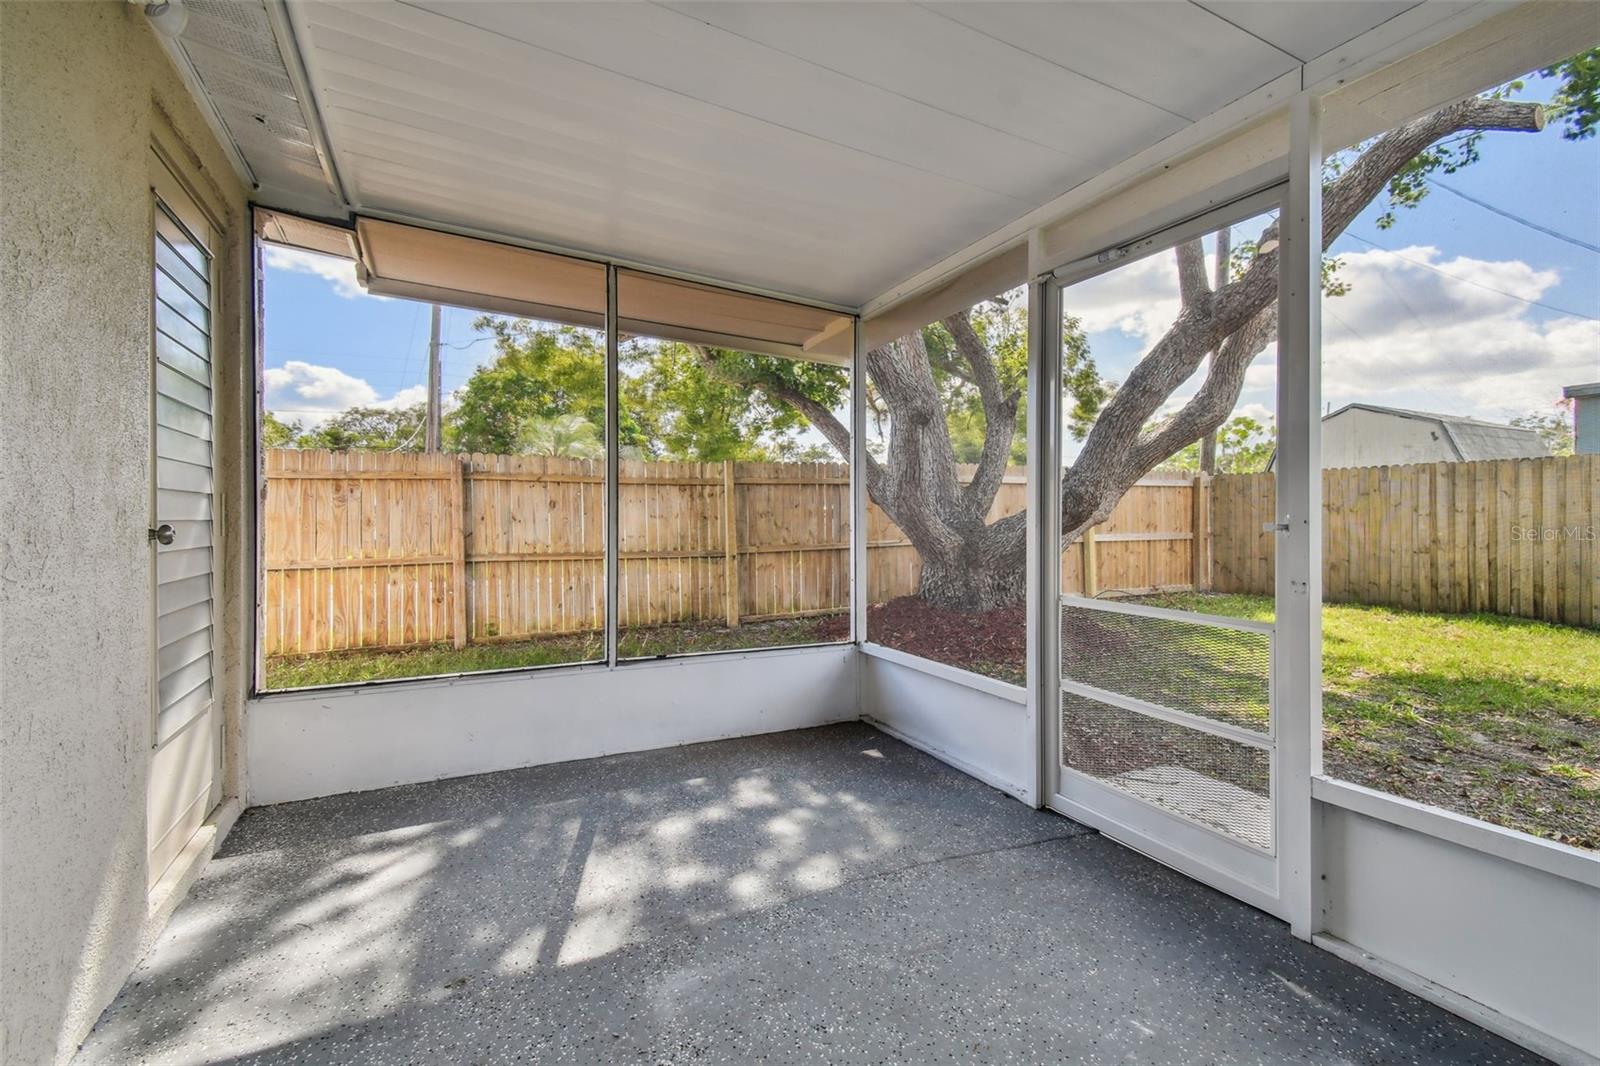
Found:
[1262,521,1290,534]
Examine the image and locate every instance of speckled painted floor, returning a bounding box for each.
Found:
[76,723,1543,1065]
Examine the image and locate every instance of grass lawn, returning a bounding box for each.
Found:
[1133,592,1600,850]
[264,615,841,690]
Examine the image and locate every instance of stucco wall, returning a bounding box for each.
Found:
[0,4,250,1063]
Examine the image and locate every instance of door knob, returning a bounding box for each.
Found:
[148,524,176,545]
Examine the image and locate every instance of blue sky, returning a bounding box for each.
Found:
[265,72,1598,448]
[1057,77,1598,460]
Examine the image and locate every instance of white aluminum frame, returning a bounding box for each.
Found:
[251,249,861,694]
[604,262,621,668]
[1040,181,1303,922]
[1275,93,1324,938]
[1025,270,1060,808]
[850,317,869,646]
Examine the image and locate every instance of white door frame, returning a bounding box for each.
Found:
[148,151,225,891]
[1037,181,1313,924]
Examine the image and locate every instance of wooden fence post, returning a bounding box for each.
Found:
[1192,473,1212,591]
[723,459,740,627]
[450,458,468,649]
[1082,525,1099,598]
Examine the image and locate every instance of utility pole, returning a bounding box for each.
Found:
[1199,226,1231,475]
[426,303,442,453]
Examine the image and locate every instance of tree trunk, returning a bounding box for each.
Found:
[916,546,1027,611]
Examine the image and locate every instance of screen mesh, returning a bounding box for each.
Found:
[1061,690,1273,850]
[1060,604,1270,733]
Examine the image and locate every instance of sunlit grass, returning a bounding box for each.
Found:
[1135,592,1600,848]
[263,616,841,690]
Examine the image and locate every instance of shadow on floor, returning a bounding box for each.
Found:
[76,723,1541,1064]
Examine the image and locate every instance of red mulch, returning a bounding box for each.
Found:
[819,596,1026,679]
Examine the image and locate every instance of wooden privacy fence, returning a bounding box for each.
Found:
[263,450,1199,655]
[263,450,1597,655]
[263,450,849,655]
[1211,455,1599,628]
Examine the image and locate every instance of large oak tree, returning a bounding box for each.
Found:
[717,63,1593,610]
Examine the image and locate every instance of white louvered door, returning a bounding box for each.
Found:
[147,157,222,890]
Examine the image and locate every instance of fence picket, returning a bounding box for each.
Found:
[1210,457,1594,627]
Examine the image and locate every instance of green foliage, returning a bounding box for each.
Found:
[447,315,847,462]
[514,412,604,459]
[1166,414,1277,474]
[1542,48,1600,140]
[261,409,302,448]
[295,404,426,452]
[622,340,846,461]
[449,320,612,454]
[1511,406,1576,457]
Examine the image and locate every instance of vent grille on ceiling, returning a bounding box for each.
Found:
[168,0,339,209]
[180,0,286,72]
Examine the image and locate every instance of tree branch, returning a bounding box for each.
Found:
[689,345,890,505]
[1060,94,1544,540]
[941,310,1020,520]
[867,333,967,555]
[1134,304,1278,471]
[1175,238,1211,307]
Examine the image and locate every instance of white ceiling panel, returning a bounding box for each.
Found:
[915,2,1302,121]
[405,2,1082,201]
[174,0,1464,307]
[655,2,1190,168]
[1197,1,1423,63]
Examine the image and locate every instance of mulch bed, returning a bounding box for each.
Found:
[821,596,1025,684]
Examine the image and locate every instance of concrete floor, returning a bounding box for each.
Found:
[77,723,1543,1065]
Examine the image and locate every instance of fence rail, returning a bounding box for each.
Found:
[262,451,1597,656]
[1211,455,1598,628]
[262,450,1192,655]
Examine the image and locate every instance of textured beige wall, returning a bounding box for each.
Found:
[0,4,250,1063]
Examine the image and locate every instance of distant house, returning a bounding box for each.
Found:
[1563,382,1600,455]
[1269,403,1550,470]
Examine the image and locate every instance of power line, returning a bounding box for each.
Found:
[1424,177,1600,254]
[1341,232,1599,321]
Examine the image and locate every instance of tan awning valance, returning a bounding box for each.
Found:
[617,269,852,366]
[257,210,850,364]
[254,207,357,260]
[355,217,608,329]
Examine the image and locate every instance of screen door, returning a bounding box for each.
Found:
[1045,190,1288,918]
[147,156,222,891]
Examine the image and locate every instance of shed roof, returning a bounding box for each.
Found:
[1325,403,1550,461]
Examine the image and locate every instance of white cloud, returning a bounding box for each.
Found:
[1065,249,1184,344]
[264,361,377,427]
[1067,239,1595,428]
[261,245,381,300]
[1320,245,1596,419]
[264,362,442,427]
[378,384,428,410]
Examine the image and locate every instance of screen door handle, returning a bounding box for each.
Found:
[148,523,176,545]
